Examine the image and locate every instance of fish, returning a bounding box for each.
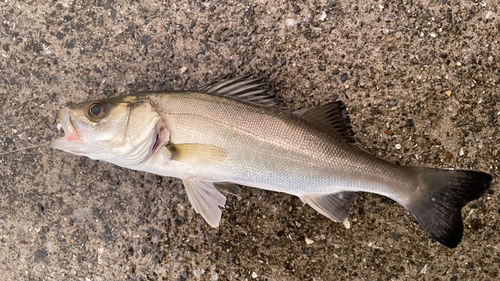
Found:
[50,75,492,248]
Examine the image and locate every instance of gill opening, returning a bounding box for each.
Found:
[144,124,165,162]
[152,128,162,152]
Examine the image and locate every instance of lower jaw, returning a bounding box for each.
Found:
[65,131,81,141]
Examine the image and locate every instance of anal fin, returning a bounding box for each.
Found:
[301,192,359,222]
[182,178,227,227]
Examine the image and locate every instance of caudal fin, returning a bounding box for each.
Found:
[405,168,492,248]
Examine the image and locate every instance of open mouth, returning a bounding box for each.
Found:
[59,107,81,141]
[50,107,93,155]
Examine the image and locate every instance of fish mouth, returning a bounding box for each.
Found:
[58,107,81,141]
[50,107,90,154]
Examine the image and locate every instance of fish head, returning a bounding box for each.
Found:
[50,95,164,167]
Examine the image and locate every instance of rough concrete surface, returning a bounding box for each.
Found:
[1,0,499,280]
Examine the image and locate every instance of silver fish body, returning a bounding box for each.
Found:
[50,76,492,248]
[143,92,412,199]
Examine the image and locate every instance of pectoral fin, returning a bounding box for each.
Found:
[167,144,228,166]
[182,178,227,227]
[301,192,359,222]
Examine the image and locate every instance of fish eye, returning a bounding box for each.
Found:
[87,102,108,121]
[90,104,101,116]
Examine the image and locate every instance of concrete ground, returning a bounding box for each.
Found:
[1,0,499,280]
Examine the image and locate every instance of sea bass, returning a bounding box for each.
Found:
[50,76,492,248]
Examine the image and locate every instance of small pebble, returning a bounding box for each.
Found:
[251,272,258,278]
[269,205,278,212]
[459,148,465,156]
[319,11,327,21]
[344,85,350,89]
[486,11,494,20]
[292,3,301,13]
[389,98,399,106]
[343,220,350,229]
[340,73,349,83]
[445,91,452,97]
[285,18,298,26]
[73,209,86,221]
[193,268,205,278]
[46,242,53,253]
[305,238,314,245]
[126,74,136,84]
[420,264,428,274]
[428,113,439,123]
[492,150,498,157]
[395,144,401,150]
[384,130,394,135]
[180,66,187,74]
[210,272,219,281]
[314,235,323,241]
[456,62,462,66]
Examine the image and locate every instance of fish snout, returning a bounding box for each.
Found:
[59,107,82,141]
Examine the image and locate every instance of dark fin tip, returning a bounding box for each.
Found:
[407,168,492,248]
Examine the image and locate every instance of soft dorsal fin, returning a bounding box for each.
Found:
[294,101,355,143]
[301,192,359,223]
[199,75,278,107]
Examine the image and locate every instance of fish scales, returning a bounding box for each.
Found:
[149,92,413,197]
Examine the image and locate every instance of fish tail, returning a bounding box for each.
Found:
[404,167,492,248]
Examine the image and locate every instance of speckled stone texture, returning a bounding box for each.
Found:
[1,0,499,280]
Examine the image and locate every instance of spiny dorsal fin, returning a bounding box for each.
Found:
[199,75,278,107]
[294,101,355,143]
[301,192,359,222]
